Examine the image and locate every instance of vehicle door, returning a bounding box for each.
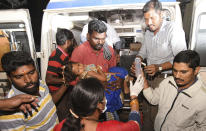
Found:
[0,9,38,97]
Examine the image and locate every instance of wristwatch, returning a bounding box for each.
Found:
[158,65,163,72]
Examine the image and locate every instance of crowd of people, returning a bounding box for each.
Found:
[0,0,206,131]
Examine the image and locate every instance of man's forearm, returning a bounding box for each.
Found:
[51,84,67,104]
[159,62,172,71]
[46,73,64,85]
[0,95,37,112]
[0,100,11,111]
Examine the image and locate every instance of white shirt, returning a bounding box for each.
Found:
[138,20,187,66]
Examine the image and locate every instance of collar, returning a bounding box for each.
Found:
[57,45,69,57]
[10,80,45,100]
[85,41,104,55]
[168,76,202,98]
[181,77,202,97]
[178,78,198,92]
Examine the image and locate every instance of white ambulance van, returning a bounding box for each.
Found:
[0,0,184,95]
[186,0,206,83]
[41,0,182,80]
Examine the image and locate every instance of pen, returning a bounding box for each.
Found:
[141,62,146,66]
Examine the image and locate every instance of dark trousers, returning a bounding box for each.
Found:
[56,86,73,121]
[142,76,165,131]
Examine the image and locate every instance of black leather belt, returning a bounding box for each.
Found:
[146,73,172,80]
[158,73,172,78]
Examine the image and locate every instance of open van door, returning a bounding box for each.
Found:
[0,9,38,66]
[0,9,38,97]
[41,0,182,80]
[187,0,206,84]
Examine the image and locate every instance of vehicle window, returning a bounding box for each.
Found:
[0,22,31,54]
[0,22,35,96]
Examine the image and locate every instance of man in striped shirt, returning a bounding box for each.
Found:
[0,51,58,131]
[46,28,75,121]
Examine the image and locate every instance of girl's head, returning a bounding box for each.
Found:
[71,62,85,76]
[63,61,85,82]
[62,78,105,131]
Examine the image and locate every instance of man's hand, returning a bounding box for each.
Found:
[144,64,158,76]
[0,94,38,113]
[130,56,144,77]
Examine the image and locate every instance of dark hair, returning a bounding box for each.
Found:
[97,14,107,23]
[56,28,74,45]
[88,20,107,35]
[63,61,78,82]
[173,50,200,70]
[62,78,105,131]
[1,51,34,76]
[114,49,120,56]
[143,0,162,13]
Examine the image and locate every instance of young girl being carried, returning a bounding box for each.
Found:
[63,61,128,120]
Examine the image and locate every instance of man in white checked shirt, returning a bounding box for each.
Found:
[133,0,187,131]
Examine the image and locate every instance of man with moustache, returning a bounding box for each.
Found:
[71,20,117,120]
[137,0,186,77]
[80,15,122,50]
[46,28,76,121]
[133,0,186,130]
[0,51,58,130]
[142,50,206,131]
[71,20,116,73]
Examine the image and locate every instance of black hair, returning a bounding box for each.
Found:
[63,61,78,82]
[142,0,162,13]
[97,14,107,23]
[88,20,107,35]
[62,78,105,131]
[56,28,74,45]
[114,49,120,55]
[1,51,34,76]
[173,50,200,70]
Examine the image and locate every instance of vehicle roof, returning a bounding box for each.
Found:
[47,0,177,10]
